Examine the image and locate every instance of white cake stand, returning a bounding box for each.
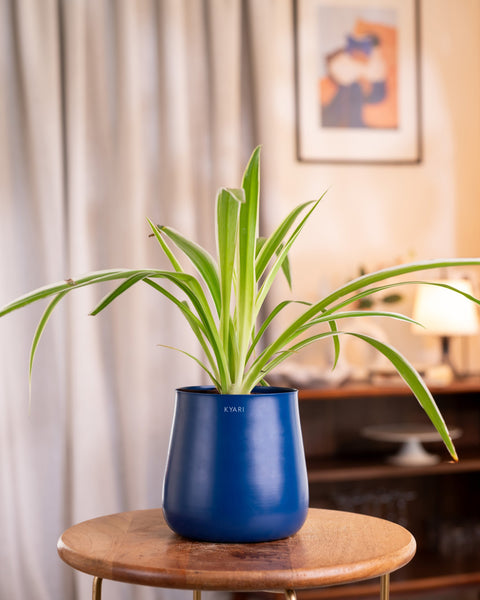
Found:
[362,424,462,466]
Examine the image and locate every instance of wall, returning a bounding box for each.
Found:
[254,0,480,378]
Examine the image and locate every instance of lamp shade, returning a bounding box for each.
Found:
[412,279,479,336]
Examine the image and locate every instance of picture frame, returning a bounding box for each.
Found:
[294,0,422,164]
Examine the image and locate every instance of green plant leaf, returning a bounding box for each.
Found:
[249,331,336,386]
[304,309,422,329]
[159,225,221,315]
[321,260,480,312]
[142,279,220,382]
[29,290,69,405]
[348,332,457,460]
[233,147,261,389]
[244,327,458,460]
[261,262,480,375]
[3,143,480,459]
[255,236,267,256]
[147,219,183,272]
[256,237,292,287]
[255,193,326,317]
[279,248,292,289]
[246,299,311,362]
[90,272,156,315]
[147,270,230,390]
[217,188,243,349]
[158,343,221,390]
[329,319,341,369]
[255,200,317,282]
[0,270,125,317]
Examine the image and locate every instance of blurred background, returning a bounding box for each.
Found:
[1,1,479,599]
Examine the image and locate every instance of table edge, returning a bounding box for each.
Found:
[57,508,417,591]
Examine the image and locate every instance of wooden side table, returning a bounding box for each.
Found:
[57,508,416,600]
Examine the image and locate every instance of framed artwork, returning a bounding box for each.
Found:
[294,0,422,164]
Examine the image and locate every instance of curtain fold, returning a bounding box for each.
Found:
[0,1,70,599]
[0,1,258,599]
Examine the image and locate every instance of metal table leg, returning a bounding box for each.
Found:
[92,577,102,600]
[90,573,386,599]
[380,573,390,600]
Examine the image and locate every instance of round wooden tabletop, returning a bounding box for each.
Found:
[57,508,416,591]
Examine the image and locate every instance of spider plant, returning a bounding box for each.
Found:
[1,147,480,461]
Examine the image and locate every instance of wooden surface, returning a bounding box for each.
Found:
[57,508,416,591]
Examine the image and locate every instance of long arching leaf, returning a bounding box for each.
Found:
[348,332,457,460]
[320,259,480,312]
[0,269,130,317]
[244,327,458,461]
[159,225,221,315]
[304,309,422,329]
[29,290,70,402]
[256,260,480,382]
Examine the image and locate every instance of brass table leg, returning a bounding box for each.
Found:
[380,573,390,600]
[193,590,201,600]
[92,577,102,600]
[285,590,297,600]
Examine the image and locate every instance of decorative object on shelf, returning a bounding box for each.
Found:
[412,279,479,384]
[294,0,421,164]
[163,386,308,542]
[362,423,463,466]
[1,147,480,541]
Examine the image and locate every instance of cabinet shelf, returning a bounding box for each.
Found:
[298,376,480,401]
[295,379,480,598]
[306,448,480,482]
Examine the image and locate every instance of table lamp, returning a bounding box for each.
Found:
[412,279,479,383]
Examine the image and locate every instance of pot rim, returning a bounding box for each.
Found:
[176,385,298,396]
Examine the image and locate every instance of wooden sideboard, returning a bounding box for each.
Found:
[294,377,480,598]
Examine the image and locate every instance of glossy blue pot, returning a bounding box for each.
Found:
[162,386,309,542]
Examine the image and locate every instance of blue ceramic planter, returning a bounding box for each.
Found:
[162,386,309,542]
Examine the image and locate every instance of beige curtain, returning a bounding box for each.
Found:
[0,1,264,598]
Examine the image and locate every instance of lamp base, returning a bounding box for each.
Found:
[424,336,464,385]
[423,363,454,386]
